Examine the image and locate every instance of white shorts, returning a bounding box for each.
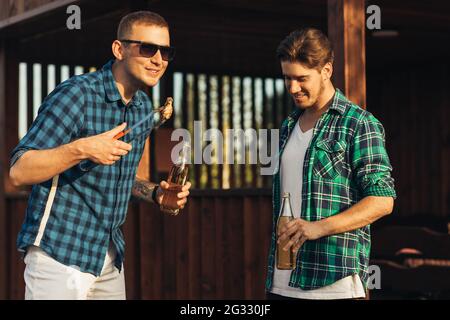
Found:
[24,244,126,300]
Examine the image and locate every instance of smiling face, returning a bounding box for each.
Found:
[281,60,327,110]
[115,23,170,88]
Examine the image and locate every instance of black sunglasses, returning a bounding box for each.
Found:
[120,39,176,61]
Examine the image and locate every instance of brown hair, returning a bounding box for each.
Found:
[117,11,169,39]
[276,28,334,71]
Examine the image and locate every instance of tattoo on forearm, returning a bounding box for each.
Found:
[132,179,157,203]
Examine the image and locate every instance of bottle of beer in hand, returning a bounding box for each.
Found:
[276,192,296,270]
[160,142,190,216]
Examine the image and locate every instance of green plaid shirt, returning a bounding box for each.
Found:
[266,89,396,291]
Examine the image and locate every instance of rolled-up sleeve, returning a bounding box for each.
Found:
[10,81,85,167]
[350,113,396,198]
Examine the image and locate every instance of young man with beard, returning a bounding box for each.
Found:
[265,28,396,300]
[9,11,191,299]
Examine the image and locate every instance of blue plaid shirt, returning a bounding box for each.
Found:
[11,60,156,276]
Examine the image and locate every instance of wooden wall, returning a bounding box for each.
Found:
[0,0,68,21]
[367,64,450,229]
[4,189,273,300]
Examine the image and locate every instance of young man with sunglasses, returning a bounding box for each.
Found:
[9,11,189,300]
[265,28,396,300]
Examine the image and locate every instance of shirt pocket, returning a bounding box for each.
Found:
[313,138,348,180]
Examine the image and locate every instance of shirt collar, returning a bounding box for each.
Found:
[102,59,148,108]
[102,59,122,102]
[329,88,348,115]
[286,88,348,125]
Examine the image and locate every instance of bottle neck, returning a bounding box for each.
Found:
[177,144,191,165]
[280,196,294,218]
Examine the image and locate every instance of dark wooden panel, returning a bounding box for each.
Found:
[26,62,33,128]
[243,196,255,298]
[4,42,20,194]
[7,199,27,299]
[162,208,177,299]
[214,196,225,298]
[367,64,450,227]
[175,197,189,299]
[122,201,140,300]
[5,186,449,300]
[217,76,224,188]
[139,201,163,299]
[200,196,216,298]
[187,195,201,299]
[259,195,273,297]
[0,39,7,299]
[328,0,366,108]
[223,196,244,298]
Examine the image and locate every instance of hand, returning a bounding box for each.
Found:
[79,123,133,165]
[156,180,191,209]
[277,218,325,253]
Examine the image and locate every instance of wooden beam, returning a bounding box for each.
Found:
[327,0,366,108]
[0,0,78,30]
[0,39,8,299]
[4,42,20,194]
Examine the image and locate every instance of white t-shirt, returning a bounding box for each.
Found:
[271,119,366,300]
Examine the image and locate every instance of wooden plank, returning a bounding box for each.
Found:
[240,77,245,187]
[428,71,440,218]
[327,0,366,108]
[69,64,75,78]
[9,199,27,299]
[162,208,177,299]
[200,196,216,298]
[223,196,244,298]
[26,62,33,128]
[41,62,48,100]
[0,39,8,299]
[262,78,269,188]
[440,65,449,223]
[214,196,225,298]
[54,63,61,86]
[217,75,224,188]
[243,196,254,299]
[139,201,163,299]
[4,41,20,194]
[193,74,201,188]
[181,73,188,130]
[251,77,257,187]
[175,197,189,299]
[228,76,235,188]
[259,195,273,298]
[205,74,212,188]
[0,0,75,29]
[122,202,140,300]
[187,195,201,298]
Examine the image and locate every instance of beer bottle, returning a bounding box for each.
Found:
[160,142,190,215]
[276,192,296,270]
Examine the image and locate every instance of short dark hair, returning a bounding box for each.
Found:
[117,11,169,39]
[276,28,334,71]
